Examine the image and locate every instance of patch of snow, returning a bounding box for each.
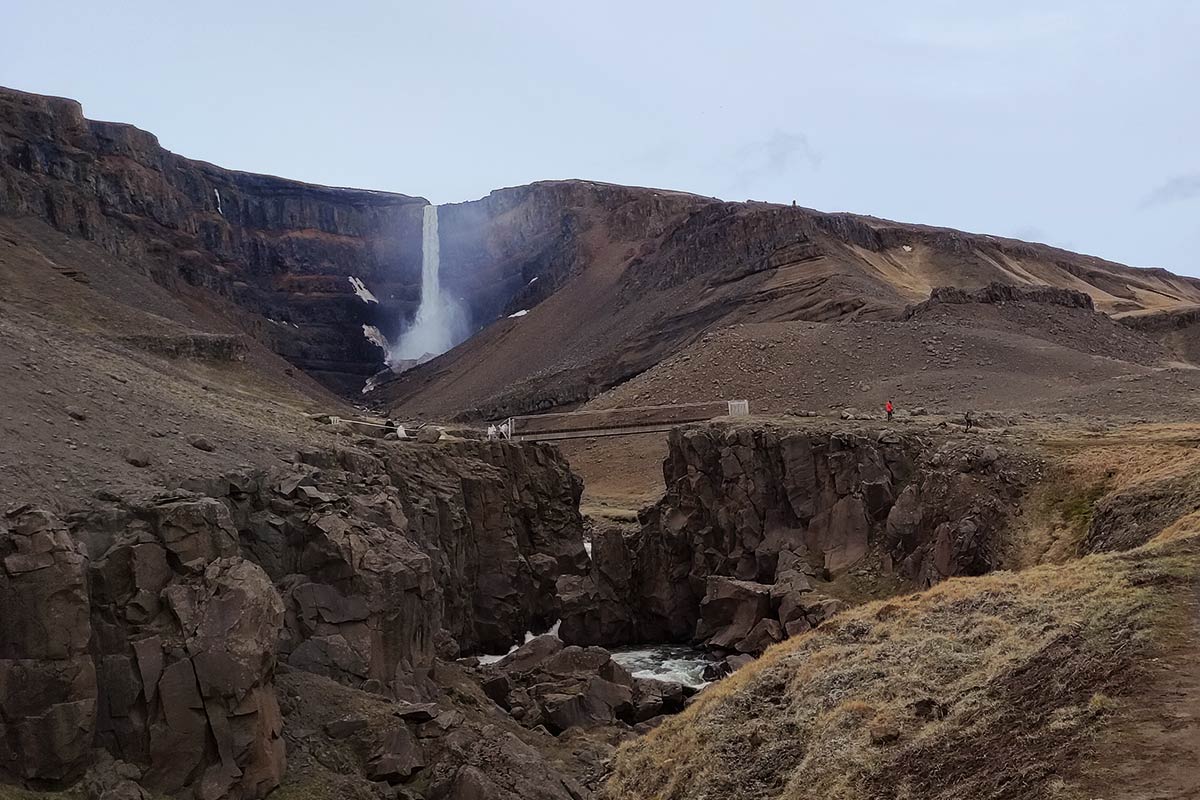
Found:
[214,188,223,215]
[508,309,529,318]
[526,276,539,285]
[349,276,378,304]
[583,539,593,559]
[362,324,389,354]
[902,245,913,252]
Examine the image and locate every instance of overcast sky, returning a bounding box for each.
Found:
[4,1,1198,274]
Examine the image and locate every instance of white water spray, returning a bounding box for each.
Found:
[390,205,467,364]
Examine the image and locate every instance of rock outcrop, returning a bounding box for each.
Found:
[562,422,1025,654]
[478,635,686,734]
[0,507,95,786]
[183,436,587,695]
[905,282,1095,318]
[0,86,425,393]
[0,432,590,798]
[0,499,287,799]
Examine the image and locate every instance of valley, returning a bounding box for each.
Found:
[1,86,1198,800]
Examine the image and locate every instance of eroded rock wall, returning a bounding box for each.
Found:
[0,434,588,798]
[0,87,425,392]
[562,422,1024,651]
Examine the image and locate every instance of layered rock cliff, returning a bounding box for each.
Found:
[0,86,429,393]
[0,434,590,798]
[6,85,1200,410]
[560,421,1030,655]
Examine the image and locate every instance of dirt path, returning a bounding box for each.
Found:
[1081,579,1200,799]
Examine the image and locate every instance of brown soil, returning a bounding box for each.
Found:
[587,314,1200,421]
[559,434,669,516]
[1076,579,1200,800]
[0,216,356,510]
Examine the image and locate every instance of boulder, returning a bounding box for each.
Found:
[186,434,215,452]
[538,676,634,733]
[416,426,442,444]
[367,725,425,783]
[631,678,687,722]
[395,701,440,723]
[735,617,784,655]
[695,577,772,649]
[122,447,152,468]
[324,716,369,739]
[80,753,150,800]
[496,634,564,673]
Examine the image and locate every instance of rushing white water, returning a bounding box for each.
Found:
[391,205,467,363]
[475,623,716,689]
[609,645,718,689]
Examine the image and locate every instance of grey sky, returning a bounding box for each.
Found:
[3,1,1198,274]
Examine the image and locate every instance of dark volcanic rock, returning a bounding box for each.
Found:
[0,87,426,394]
[695,577,773,650]
[0,433,588,797]
[558,525,636,646]
[561,422,1026,651]
[905,282,1095,318]
[188,437,587,701]
[84,498,285,799]
[0,507,95,785]
[480,638,656,735]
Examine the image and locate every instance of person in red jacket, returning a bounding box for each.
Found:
[885,400,894,421]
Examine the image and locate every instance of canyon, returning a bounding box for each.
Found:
[1,86,1199,800]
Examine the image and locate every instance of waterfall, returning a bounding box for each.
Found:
[391,204,466,364]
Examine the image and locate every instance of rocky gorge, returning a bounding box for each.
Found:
[3,83,1200,800]
[558,422,1028,662]
[1,409,1040,799]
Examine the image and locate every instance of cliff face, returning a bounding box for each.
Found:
[7,85,1200,412]
[2,434,588,797]
[559,421,1029,651]
[0,87,427,393]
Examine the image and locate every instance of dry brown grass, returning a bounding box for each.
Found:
[602,528,1200,800]
[1006,422,1200,567]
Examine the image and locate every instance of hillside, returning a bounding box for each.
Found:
[4,84,1200,800]
[5,85,1200,417]
[588,287,1200,420]
[377,198,1200,421]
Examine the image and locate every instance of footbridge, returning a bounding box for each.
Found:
[498,400,750,442]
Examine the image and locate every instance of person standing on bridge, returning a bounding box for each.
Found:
[885,400,894,422]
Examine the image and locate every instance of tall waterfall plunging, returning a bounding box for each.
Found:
[391,204,467,364]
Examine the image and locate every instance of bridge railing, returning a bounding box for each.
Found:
[499,399,749,442]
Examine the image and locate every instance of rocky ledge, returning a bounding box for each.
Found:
[559,421,1033,669]
[905,282,1095,318]
[0,420,1038,798]
[0,433,590,798]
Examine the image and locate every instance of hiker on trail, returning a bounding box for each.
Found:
[885,400,894,422]
[964,411,974,432]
